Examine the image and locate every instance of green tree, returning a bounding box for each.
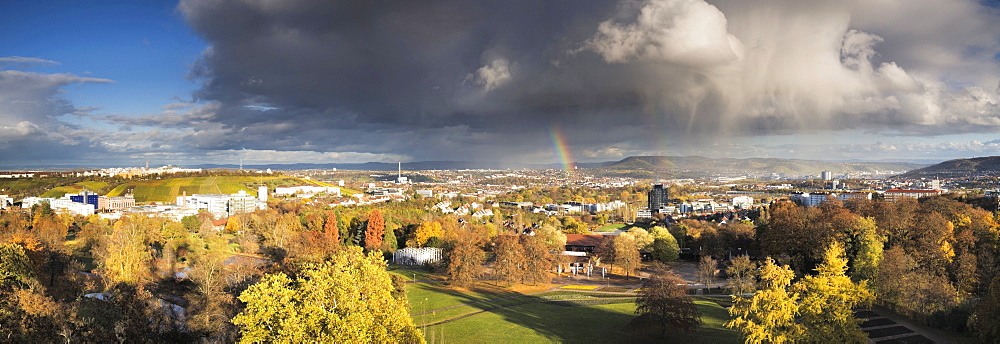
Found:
[794,243,874,343]
[0,243,35,288]
[649,226,680,262]
[382,227,398,251]
[726,258,803,344]
[232,246,423,343]
[629,264,701,335]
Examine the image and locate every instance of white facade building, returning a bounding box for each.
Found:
[731,196,754,209]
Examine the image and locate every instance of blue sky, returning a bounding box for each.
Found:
[0,0,203,119]
[2,0,1000,168]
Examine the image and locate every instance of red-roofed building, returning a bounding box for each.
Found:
[882,189,942,202]
[565,234,610,254]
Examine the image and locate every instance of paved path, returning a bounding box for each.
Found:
[857,308,955,343]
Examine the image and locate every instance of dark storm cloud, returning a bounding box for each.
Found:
[174,0,1000,162]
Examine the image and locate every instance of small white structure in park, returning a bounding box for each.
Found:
[393,247,443,266]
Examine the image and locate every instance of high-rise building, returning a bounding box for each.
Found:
[648,184,669,213]
[821,171,833,180]
[258,185,268,202]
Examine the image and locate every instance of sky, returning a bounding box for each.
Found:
[3,0,1000,168]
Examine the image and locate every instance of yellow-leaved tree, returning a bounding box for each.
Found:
[410,221,443,248]
[794,242,874,343]
[232,246,423,343]
[94,215,152,285]
[726,257,802,344]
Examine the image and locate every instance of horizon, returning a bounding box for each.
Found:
[4,1,1000,167]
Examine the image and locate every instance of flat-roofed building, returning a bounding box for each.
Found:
[882,189,942,202]
[98,196,136,211]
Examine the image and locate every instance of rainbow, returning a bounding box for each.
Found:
[550,127,574,172]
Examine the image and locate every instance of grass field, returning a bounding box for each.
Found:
[595,223,627,232]
[421,297,738,343]
[38,181,110,198]
[402,271,740,343]
[41,185,86,198]
[106,175,291,203]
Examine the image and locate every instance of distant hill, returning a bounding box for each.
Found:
[594,156,923,179]
[192,161,606,171]
[898,156,1000,178]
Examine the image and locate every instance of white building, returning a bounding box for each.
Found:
[836,192,872,202]
[793,192,833,207]
[176,190,267,218]
[258,185,268,202]
[20,197,52,209]
[49,199,95,216]
[0,195,12,209]
[730,196,754,209]
[415,189,434,198]
[274,185,340,197]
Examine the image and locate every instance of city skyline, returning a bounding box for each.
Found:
[4,0,1000,168]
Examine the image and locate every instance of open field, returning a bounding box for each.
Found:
[402,271,740,343]
[595,223,626,232]
[105,175,291,202]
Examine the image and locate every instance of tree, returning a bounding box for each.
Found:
[364,210,385,251]
[382,227,398,251]
[232,246,423,343]
[970,275,1000,342]
[560,217,588,234]
[613,233,641,279]
[629,228,655,252]
[324,211,339,245]
[649,226,680,262]
[0,243,35,288]
[520,236,554,285]
[793,243,874,343]
[629,265,701,335]
[849,217,884,284]
[94,216,152,285]
[726,258,803,344]
[726,255,756,295]
[697,255,718,290]
[446,238,486,286]
[492,235,525,286]
[410,221,443,248]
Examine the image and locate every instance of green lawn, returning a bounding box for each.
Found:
[595,223,627,232]
[403,275,740,343]
[423,299,738,343]
[41,185,85,198]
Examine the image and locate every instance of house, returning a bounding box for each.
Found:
[564,234,610,255]
[882,189,941,202]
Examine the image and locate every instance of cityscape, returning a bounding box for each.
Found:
[3,0,1000,343]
